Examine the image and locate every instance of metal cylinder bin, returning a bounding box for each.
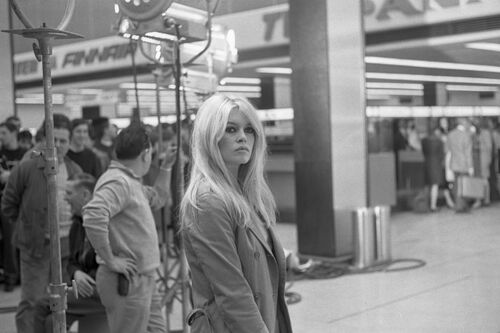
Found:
[374,205,391,264]
[352,207,375,270]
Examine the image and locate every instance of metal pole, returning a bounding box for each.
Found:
[38,34,67,333]
[173,27,190,333]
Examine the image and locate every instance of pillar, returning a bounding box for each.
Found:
[0,3,16,118]
[289,0,367,258]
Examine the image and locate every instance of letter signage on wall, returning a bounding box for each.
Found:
[14,36,146,83]
[214,0,500,51]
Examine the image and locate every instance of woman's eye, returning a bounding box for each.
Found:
[225,126,236,133]
[244,127,255,134]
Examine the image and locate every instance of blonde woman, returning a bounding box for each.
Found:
[181,94,292,333]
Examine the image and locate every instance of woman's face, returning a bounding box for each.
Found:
[218,109,256,170]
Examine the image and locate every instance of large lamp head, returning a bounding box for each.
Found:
[116,0,175,22]
[115,0,208,43]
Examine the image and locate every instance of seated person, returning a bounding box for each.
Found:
[34,173,104,332]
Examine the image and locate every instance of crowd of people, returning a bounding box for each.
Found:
[407,117,500,213]
[0,93,293,333]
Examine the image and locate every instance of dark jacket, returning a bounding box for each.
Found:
[67,215,98,280]
[182,193,293,333]
[1,155,82,257]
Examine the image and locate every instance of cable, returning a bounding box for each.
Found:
[129,40,140,114]
[182,0,213,67]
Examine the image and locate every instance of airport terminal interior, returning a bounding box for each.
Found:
[3,0,500,332]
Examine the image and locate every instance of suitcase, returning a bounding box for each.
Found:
[457,176,485,199]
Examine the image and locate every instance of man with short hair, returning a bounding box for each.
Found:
[67,118,102,179]
[91,117,117,171]
[1,113,82,333]
[83,125,176,333]
[0,121,27,291]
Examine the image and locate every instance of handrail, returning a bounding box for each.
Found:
[9,0,76,30]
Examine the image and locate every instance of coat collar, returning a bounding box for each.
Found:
[247,221,273,256]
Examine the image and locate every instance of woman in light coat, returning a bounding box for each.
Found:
[180,94,293,333]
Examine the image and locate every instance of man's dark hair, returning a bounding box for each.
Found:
[0,122,19,134]
[38,113,72,138]
[71,118,89,133]
[115,125,151,160]
[91,117,109,140]
[18,130,33,142]
[6,116,20,127]
[71,173,97,193]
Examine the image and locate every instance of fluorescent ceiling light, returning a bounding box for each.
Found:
[217,85,261,92]
[366,56,500,74]
[366,72,500,85]
[120,83,159,89]
[366,94,391,100]
[256,67,292,75]
[466,43,500,52]
[366,89,423,96]
[366,82,423,90]
[446,84,498,92]
[220,77,261,85]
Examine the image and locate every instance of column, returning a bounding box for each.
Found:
[0,3,16,117]
[289,0,367,258]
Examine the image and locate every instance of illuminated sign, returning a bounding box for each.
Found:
[14,36,143,83]
[214,0,500,51]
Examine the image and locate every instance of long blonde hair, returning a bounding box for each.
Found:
[180,94,276,228]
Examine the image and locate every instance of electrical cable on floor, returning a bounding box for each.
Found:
[284,257,427,305]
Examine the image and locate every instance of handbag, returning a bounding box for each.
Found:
[457,176,485,199]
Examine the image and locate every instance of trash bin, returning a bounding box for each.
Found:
[352,207,375,270]
[374,205,391,264]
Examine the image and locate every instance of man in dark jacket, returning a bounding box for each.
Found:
[34,173,105,332]
[1,114,82,333]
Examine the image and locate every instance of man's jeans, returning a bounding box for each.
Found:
[96,265,166,333]
[16,244,51,333]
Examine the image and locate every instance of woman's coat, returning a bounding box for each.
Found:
[182,193,293,333]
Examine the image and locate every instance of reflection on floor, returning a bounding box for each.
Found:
[2,204,500,332]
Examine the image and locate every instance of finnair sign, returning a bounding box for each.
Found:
[14,36,146,83]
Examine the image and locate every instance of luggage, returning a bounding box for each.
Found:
[457,176,485,199]
[411,188,430,213]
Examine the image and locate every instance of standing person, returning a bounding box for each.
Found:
[473,118,494,207]
[0,122,27,291]
[447,118,474,213]
[91,117,117,171]
[67,119,102,179]
[421,127,450,211]
[18,130,34,151]
[1,114,82,333]
[33,173,105,332]
[180,94,293,333]
[83,125,176,333]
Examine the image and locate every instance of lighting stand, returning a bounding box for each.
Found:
[2,1,81,332]
[137,33,191,332]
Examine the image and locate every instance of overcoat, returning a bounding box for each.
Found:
[182,192,293,333]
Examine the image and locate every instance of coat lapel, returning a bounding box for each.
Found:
[268,228,286,289]
[247,220,274,257]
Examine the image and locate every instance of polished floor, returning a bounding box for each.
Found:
[1,204,500,332]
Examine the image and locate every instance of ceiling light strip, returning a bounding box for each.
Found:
[366,72,500,85]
